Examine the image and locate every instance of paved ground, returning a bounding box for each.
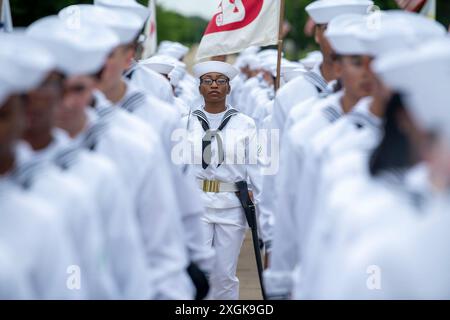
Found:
[237,232,263,300]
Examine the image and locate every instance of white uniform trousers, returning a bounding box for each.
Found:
[201,207,247,300]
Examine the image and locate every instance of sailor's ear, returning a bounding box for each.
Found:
[227,83,231,94]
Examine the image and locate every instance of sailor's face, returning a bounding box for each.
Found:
[240,65,250,78]
[58,75,95,132]
[336,55,374,99]
[24,72,63,135]
[199,72,230,103]
[99,44,134,89]
[0,95,25,155]
[262,70,274,87]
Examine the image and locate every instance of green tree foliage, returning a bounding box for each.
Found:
[284,0,398,55]
[9,0,207,46]
[10,0,91,27]
[154,5,207,45]
[437,0,450,27]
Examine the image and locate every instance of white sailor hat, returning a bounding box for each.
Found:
[234,56,249,69]
[0,33,55,106]
[373,37,450,138]
[261,58,293,77]
[157,41,189,60]
[139,55,178,75]
[131,66,175,103]
[234,47,261,69]
[243,55,262,71]
[94,0,149,25]
[306,0,373,24]
[357,10,446,57]
[27,15,119,76]
[260,58,278,73]
[59,4,142,45]
[300,50,323,69]
[257,49,281,61]
[271,61,304,79]
[239,46,261,57]
[325,14,370,55]
[193,61,239,80]
[234,54,261,70]
[168,65,186,87]
[156,54,187,69]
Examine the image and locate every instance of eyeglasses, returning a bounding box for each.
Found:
[200,78,229,86]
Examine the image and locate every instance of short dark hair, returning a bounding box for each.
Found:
[369,93,414,177]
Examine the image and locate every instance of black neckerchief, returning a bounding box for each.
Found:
[192,108,238,169]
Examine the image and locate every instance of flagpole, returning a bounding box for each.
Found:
[275,0,286,92]
[0,0,4,25]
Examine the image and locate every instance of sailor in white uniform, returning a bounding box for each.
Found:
[1,34,115,299]
[61,4,214,299]
[264,13,376,299]
[155,40,199,106]
[296,12,447,299]
[179,61,262,300]
[236,59,263,117]
[325,32,450,300]
[0,176,81,299]
[0,243,31,299]
[32,12,198,299]
[27,16,152,299]
[137,54,190,117]
[90,0,181,153]
[312,25,448,299]
[270,0,374,137]
[0,43,80,299]
[128,64,177,105]
[258,1,374,268]
[88,88,215,299]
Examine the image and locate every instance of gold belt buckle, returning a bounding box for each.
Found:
[202,180,220,193]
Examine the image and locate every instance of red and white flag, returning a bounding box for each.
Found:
[196,0,280,60]
[142,0,158,58]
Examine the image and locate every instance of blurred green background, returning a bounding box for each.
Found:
[9,0,450,59]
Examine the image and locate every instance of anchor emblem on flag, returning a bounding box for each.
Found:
[216,0,246,26]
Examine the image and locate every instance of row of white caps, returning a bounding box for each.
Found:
[0,34,55,106]
[374,38,450,142]
[0,0,149,105]
[324,11,446,56]
[307,2,450,141]
[308,0,450,142]
[306,0,374,24]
